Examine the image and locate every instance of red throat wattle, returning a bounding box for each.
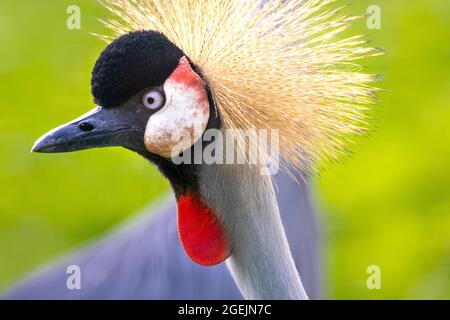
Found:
[177,193,231,266]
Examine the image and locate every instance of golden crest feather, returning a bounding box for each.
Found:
[97,0,381,175]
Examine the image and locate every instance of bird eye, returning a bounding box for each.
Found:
[141,89,165,111]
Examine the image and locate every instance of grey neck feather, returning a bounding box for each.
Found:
[198,163,309,300]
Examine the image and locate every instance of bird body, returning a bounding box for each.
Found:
[4,174,321,300]
[29,0,379,299]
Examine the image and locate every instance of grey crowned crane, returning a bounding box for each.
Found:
[27,0,379,300]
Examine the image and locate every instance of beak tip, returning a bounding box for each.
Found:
[31,134,53,153]
[31,142,45,153]
[31,141,39,153]
[31,146,40,153]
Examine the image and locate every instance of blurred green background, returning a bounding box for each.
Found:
[0,0,448,299]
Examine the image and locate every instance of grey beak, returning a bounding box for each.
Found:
[32,107,141,153]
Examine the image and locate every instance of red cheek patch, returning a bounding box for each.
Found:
[177,193,231,266]
[167,56,208,111]
[170,57,204,87]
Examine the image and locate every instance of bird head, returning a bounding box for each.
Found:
[33,30,220,191]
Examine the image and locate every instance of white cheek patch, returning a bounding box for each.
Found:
[144,57,210,158]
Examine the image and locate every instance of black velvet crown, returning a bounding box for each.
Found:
[91,31,184,108]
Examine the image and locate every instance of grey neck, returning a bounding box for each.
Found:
[197,163,309,300]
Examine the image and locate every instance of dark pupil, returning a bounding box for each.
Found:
[147,97,155,105]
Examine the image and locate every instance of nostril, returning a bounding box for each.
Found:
[79,122,95,132]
